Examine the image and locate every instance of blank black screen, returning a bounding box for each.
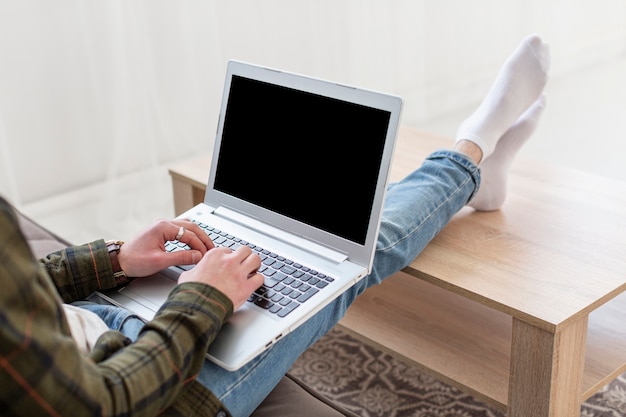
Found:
[214,75,391,245]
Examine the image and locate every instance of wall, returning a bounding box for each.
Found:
[1,1,625,210]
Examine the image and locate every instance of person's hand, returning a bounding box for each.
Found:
[178,246,263,310]
[117,219,215,278]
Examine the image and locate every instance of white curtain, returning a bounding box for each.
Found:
[0,2,222,203]
[1,0,625,239]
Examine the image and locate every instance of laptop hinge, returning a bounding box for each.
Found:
[213,206,347,264]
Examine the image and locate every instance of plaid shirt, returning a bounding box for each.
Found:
[0,197,233,417]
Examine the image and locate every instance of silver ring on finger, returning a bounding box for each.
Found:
[175,226,185,241]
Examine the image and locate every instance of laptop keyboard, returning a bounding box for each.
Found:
[164,220,336,318]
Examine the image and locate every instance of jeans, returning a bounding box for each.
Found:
[77,150,480,417]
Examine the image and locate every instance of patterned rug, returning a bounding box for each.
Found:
[288,328,626,417]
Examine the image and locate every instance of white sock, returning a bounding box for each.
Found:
[469,94,546,211]
[456,34,550,160]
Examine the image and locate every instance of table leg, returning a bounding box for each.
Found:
[508,316,588,417]
[171,178,205,216]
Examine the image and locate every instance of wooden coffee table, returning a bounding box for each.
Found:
[169,126,626,417]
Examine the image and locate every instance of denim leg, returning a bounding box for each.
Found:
[198,150,481,416]
[72,301,146,341]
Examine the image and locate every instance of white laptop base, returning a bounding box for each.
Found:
[101,203,367,370]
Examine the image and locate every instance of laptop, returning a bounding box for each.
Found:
[100,60,402,371]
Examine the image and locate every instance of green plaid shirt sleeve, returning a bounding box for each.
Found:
[39,237,119,303]
[0,197,234,417]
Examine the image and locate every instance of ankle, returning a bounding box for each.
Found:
[454,140,483,165]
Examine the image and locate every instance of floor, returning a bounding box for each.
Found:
[21,55,626,243]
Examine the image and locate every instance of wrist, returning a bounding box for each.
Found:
[105,240,129,286]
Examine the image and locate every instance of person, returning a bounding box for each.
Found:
[0,34,550,417]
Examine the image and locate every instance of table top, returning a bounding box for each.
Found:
[170,126,626,331]
[391,126,626,331]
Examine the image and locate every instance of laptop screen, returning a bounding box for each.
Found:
[213,74,391,245]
